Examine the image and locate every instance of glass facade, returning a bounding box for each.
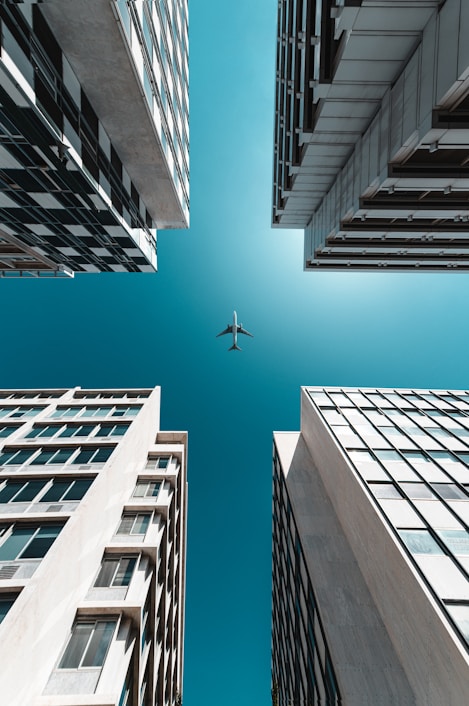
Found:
[307,387,469,649]
[272,449,341,706]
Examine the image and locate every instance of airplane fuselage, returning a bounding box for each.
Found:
[232,310,238,348]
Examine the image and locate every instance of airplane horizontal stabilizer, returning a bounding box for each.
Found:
[229,344,241,351]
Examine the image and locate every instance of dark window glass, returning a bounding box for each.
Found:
[20,525,62,559]
[0,595,17,623]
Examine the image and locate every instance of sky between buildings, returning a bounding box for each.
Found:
[2,1,469,705]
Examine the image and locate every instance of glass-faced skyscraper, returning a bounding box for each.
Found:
[0,0,189,276]
[0,386,187,706]
[273,387,469,705]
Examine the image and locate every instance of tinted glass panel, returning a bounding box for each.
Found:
[82,620,115,667]
[20,525,61,558]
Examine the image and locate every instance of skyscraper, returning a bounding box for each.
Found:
[0,386,187,706]
[272,386,469,705]
[273,0,469,271]
[0,0,189,276]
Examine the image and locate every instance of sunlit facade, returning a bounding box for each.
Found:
[0,387,187,706]
[272,387,469,705]
[0,0,189,276]
[273,0,469,271]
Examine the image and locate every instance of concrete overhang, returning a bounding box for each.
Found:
[41,0,186,229]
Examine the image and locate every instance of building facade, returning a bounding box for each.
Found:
[273,0,469,271]
[272,387,469,705]
[0,0,189,276]
[0,386,187,706]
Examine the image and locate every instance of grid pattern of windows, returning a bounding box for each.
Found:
[0,445,114,468]
[0,5,158,275]
[308,387,469,649]
[272,449,341,706]
[115,0,189,219]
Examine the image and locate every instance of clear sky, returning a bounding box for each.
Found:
[3,1,469,705]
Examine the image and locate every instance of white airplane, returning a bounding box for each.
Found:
[216,310,253,351]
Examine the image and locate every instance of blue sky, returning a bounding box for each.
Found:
[2,1,469,705]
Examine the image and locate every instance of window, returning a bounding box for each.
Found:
[432,483,467,500]
[133,480,161,498]
[111,406,140,418]
[368,483,401,499]
[26,425,62,438]
[0,479,47,504]
[51,407,81,419]
[96,424,129,437]
[30,448,72,466]
[0,448,31,466]
[0,425,19,438]
[40,478,93,503]
[401,483,435,500]
[0,407,44,419]
[73,447,114,464]
[0,524,62,561]
[0,594,17,623]
[398,529,444,555]
[94,556,137,587]
[117,514,151,536]
[59,424,96,438]
[80,406,113,418]
[58,620,116,669]
[437,530,469,556]
[146,456,170,470]
[446,604,469,641]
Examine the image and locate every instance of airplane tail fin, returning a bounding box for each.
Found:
[229,344,242,351]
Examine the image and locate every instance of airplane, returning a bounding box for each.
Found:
[216,310,253,351]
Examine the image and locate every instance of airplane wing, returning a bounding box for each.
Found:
[216,326,233,337]
[237,326,253,337]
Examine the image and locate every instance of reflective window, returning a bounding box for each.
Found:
[0,425,19,438]
[0,524,62,560]
[437,530,469,556]
[368,483,401,499]
[0,479,47,503]
[117,513,151,536]
[26,425,62,438]
[40,479,93,503]
[432,484,467,500]
[0,448,35,466]
[401,483,435,499]
[0,594,17,623]
[446,604,469,642]
[94,556,137,587]
[59,425,95,438]
[146,456,170,470]
[133,480,161,498]
[399,529,444,555]
[58,620,116,669]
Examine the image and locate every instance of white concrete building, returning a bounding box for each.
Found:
[273,0,469,271]
[273,387,469,705]
[0,386,187,706]
[0,0,189,276]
